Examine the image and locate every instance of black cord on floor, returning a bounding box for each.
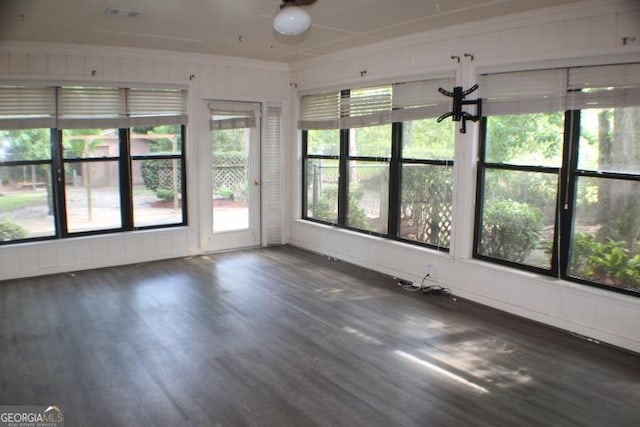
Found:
[396,275,454,299]
[419,274,454,299]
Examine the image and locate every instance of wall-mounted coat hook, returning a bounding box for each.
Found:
[189,74,196,81]
[360,70,368,77]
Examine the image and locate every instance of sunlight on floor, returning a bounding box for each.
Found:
[394,350,490,394]
[421,338,533,387]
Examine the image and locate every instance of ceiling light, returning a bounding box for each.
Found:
[104,7,141,18]
[273,4,311,36]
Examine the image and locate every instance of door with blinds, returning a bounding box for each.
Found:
[207,101,262,251]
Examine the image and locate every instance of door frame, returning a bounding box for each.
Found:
[204,100,262,252]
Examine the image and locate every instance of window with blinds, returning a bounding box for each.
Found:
[0,85,187,130]
[0,84,188,245]
[209,103,257,130]
[300,75,456,250]
[475,62,640,296]
[299,76,453,130]
[0,86,56,129]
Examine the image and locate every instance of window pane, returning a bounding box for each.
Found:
[306,158,338,223]
[399,164,453,247]
[349,125,391,158]
[485,113,563,167]
[131,125,182,156]
[348,161,389,234]
[65,161,121,233]
[0,165,55,240]
[307,129,339,156]
[478,169,558,269]
[212,128,249,232]
[0,129,50,161]
[578,107,640,174]
[63,129,119,158]
[569,176,640,291]
[132,159,183,228]
[402,118,454,160]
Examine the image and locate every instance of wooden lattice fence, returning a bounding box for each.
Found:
[212,153,247,197]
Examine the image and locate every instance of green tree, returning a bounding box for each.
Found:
[486,113,564,164]
[403,119,454,160]
[0,129,53,213]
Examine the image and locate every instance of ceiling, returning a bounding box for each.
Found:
[0,0,584,63]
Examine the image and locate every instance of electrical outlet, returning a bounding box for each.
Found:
[427,265,437,279]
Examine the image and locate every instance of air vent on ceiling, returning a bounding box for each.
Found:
[104,7,141,18]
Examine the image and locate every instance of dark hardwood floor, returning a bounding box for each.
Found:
[0,245,638,426]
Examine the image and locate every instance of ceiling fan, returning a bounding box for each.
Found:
[273,0,318,36]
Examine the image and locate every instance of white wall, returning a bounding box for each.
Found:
[288,0,640,353]
[0,42,289,280]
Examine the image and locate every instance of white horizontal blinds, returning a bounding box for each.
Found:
[209,103,257,130]
[299,91,341,130]
[0,86,56,129]
[340,85,392,128]
[568,63,640,109]
[128,89,188,126]
[264,105,282,246]
[480,69,567,115]
[392,76,454,122]
[300,77,454,129]
[57,87,126,129]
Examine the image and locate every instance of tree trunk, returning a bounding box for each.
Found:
[608,107,640,247]
[596,110,612,224]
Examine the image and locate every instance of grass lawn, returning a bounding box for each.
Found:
[0,191,47,212]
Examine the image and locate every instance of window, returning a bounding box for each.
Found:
[0,128,56,240]
[62,128,122,233]
[0,85,187,244]
[475,63,640,295]
[301,76,455,250]
[131,125,184,228]
[304,130,340,224]
[399,118,454,247]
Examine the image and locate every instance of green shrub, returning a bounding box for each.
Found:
[0,218,28,241]
[156,189,174,200]
[141,159,160,191]
[481,199,544,262]
[571,233,640,289]
[217,187,234,200]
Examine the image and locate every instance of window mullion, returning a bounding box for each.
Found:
[301,130,309,219]
[338,89,350,226]
[388,122,401,237]
[559,110,581,279]
[472,117,488,259]
[119,128,134,230]
[51,128,67,237]
[338,128,349,226]
[180,125,188,225]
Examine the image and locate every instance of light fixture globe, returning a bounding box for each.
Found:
[273,6,311,35]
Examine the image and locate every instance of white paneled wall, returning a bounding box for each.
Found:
[289,0,640,353]
[0,43,289,280]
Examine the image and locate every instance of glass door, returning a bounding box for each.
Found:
[208,101,261,251]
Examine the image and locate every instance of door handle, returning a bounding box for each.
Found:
[254,180,262,186]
